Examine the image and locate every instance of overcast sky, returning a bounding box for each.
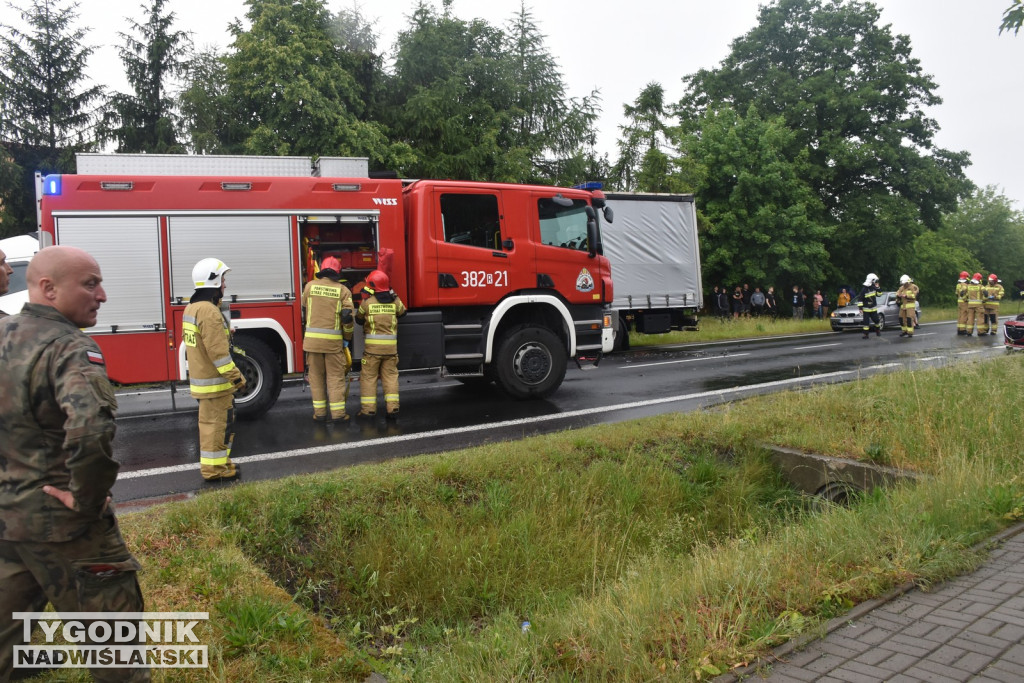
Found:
[3,0,1020,206]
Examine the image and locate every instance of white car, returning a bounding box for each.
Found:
[0,233,40,314]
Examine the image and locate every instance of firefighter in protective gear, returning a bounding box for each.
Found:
[981,274,1004,335]
[356,270,406,419]
[964,273,984,336]
[896,274,919,338]
[301,256,355,422]
[183,258,245,481]
[956,270,970,335]
[858,273,882,338]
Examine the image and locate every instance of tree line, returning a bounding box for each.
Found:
[1,0,1022,305]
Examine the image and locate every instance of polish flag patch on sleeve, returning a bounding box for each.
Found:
[86,350,105,366]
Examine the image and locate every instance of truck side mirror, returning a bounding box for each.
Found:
[587,217,598,258]
[602,205,614,223]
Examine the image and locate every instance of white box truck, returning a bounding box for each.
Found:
[602,193,703,350]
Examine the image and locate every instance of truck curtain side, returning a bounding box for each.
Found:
[36,161,615,416]
[602,193,703,350]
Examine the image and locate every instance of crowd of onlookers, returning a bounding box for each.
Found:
[708,283,860,321]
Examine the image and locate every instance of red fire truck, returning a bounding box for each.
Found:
[35,155,615,417]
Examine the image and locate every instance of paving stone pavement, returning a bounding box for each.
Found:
[719,523,1024,682]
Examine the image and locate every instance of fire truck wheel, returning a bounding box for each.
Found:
[495,325,567,400]
[232,335,282,420]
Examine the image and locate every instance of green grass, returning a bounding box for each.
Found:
[34,345,1021,681]
[629,305,960,347]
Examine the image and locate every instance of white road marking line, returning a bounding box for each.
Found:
[115,367,869,480]
[793,343,842,350]
[625,353,749,369]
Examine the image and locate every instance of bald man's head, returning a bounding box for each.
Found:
[28,246,107,328]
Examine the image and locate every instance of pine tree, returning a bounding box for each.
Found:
[104,0,192,153]
[0,0,103,232]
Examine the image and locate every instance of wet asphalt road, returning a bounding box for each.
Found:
[110,319,1013,506]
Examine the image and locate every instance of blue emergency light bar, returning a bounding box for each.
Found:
[41,174,62,195]
[572,181,604,190]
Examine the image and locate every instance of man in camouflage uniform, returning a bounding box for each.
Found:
[0,246,148,682]
[356,270,406,419]
[182,258,245,481]
[301,256,355,423]
[0,246,13,317]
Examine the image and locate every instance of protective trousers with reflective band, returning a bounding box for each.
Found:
[899,303,916,334]
[956,282,969,332]
[983,283,1003,333]
[198,394,236,479]
[359,353,399,415]
[307,351,350,419]
[983,302,999,333]
[0,516,148,682]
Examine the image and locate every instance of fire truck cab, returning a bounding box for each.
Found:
[35,155,615,417]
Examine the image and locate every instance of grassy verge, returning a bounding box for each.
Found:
[38,354,1023,681]
[630,305,960,347]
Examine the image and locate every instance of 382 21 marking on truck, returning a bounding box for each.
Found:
[461,270,508,288]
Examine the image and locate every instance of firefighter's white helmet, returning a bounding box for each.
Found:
[863,273,879,286]
[899,274,911,284]
[192,258,230,289]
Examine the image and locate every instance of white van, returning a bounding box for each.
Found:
[0,233,40,314]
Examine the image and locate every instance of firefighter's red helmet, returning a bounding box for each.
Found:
[989,273,998,282]
[367,269,390,292]
[959,271,969,280]
[320,256,341,272]
[973,273,982,281]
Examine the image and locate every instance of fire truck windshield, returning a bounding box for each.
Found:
[538,197,591,252]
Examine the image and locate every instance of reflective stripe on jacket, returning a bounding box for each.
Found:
[301,277,354,353]
[357,292,407,354]
[966,282,983,305]
[183,300,242,399]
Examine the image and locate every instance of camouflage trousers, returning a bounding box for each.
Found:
[0,515,148,682]
[359,353,399,416]
[307,351,350,420]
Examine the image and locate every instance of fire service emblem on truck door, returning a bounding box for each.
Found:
[576,268,595,293]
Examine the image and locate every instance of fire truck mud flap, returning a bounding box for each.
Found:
[232,335,283,420]
[494,324,567,400]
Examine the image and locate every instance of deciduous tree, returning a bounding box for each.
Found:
[690,105,829,288]
[1001,0,1023,34]
[678,0,971,283]
[225,0,411,168]
[387,0,599,183]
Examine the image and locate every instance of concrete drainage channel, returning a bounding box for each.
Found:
[765,444,924,503]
